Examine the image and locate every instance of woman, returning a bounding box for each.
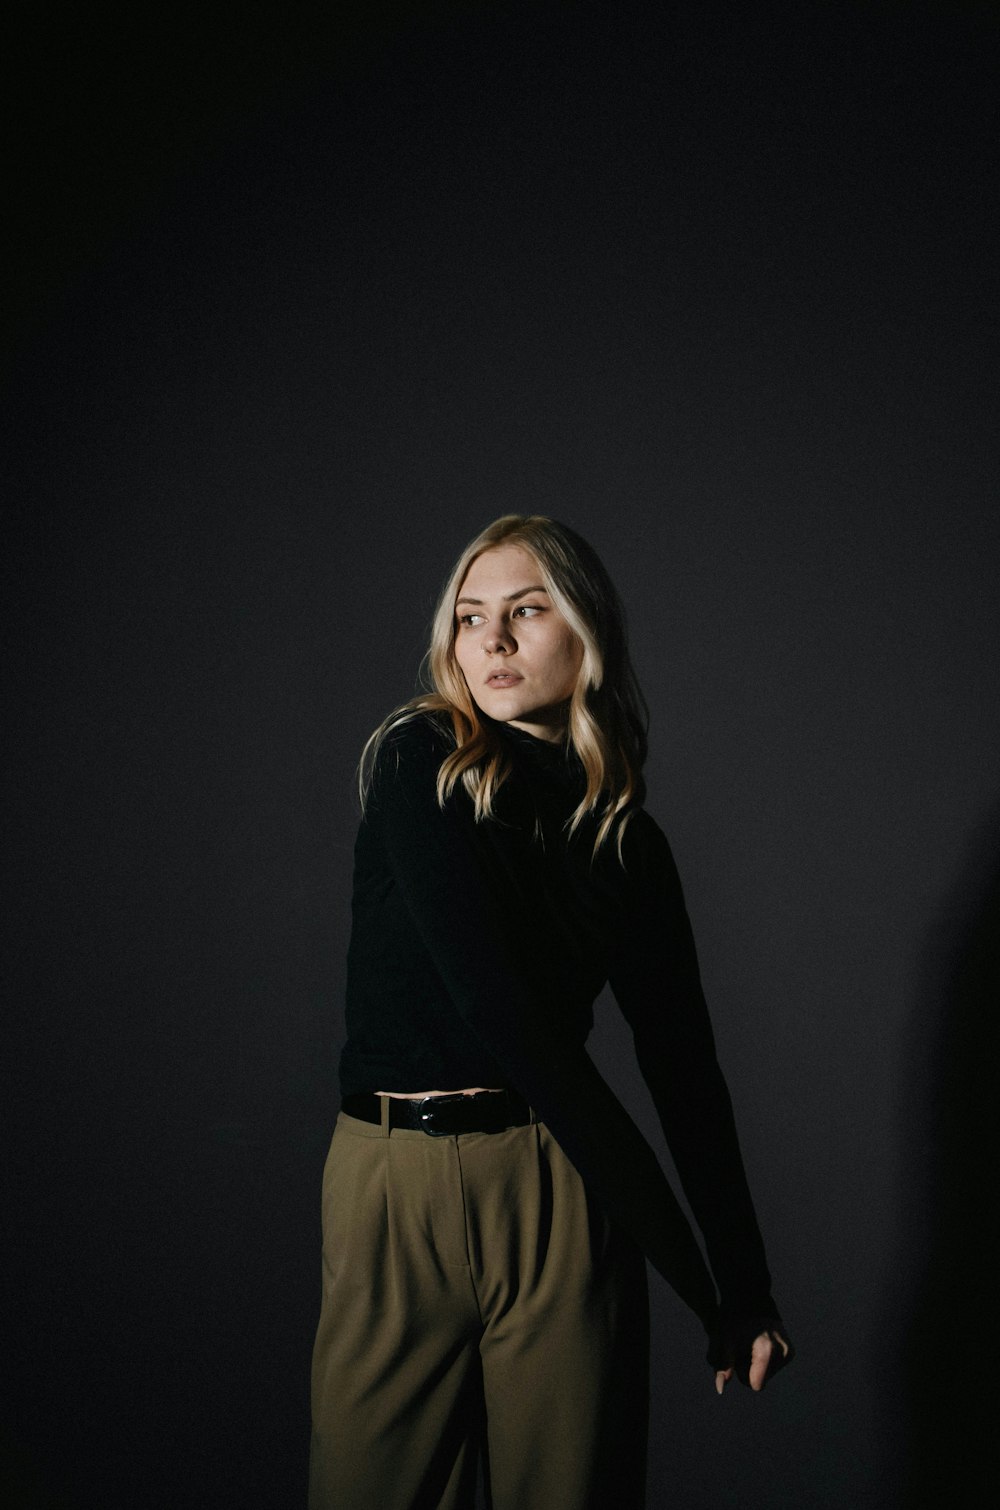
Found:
[309,515,792,1510]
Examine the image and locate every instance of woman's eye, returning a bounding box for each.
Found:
[457,613,485,626]
[512,604,543,618]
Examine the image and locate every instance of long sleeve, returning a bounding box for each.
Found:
[608,813,776,1317]
[366,717,720,1328]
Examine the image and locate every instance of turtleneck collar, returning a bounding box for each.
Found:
[491,718,579,774]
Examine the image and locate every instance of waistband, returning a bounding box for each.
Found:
[341,1088,534,1137]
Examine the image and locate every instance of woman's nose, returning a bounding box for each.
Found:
[483,621,515,653]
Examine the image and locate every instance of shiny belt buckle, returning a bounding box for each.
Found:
[416,1092,473,1137]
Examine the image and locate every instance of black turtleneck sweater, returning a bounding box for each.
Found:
[340,710,782,1341]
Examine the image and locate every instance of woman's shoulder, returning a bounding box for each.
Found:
[619,802,666,848]
[376,707,455,760]
[365,707,456,802]
[617,803,680,881]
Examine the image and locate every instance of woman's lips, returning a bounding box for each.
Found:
[485,672,522,687]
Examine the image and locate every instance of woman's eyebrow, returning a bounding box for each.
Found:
[455,585,549,606]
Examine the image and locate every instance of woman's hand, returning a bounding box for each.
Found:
[714,1328,790,1394]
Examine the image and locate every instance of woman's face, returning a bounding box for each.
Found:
[453,543,584,742]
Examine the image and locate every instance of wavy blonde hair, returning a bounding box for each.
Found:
[359,515,649,859]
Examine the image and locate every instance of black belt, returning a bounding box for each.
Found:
[341,1089,532,1137]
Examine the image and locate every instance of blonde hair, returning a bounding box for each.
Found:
[359,515,649,860]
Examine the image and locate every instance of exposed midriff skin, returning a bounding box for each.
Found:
[374,1087,505,1098]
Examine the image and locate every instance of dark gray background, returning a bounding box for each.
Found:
[4,2,997,1506]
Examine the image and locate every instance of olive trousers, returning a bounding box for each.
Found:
[308,1102,650,1510]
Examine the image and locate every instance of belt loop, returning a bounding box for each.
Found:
[379,1094,391,1138]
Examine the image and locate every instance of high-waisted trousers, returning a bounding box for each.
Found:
[308,1100,650,1510]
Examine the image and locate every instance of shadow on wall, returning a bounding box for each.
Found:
[895,805,1000,1508]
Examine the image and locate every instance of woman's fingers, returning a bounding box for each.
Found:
[716,1328,791,1394]
[749,1333,775,1391]
[749,1328,792,1390]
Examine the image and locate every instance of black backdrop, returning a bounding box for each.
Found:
[4,3,997,1507]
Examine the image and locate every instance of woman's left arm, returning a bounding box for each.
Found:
[607,813,794,1389]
